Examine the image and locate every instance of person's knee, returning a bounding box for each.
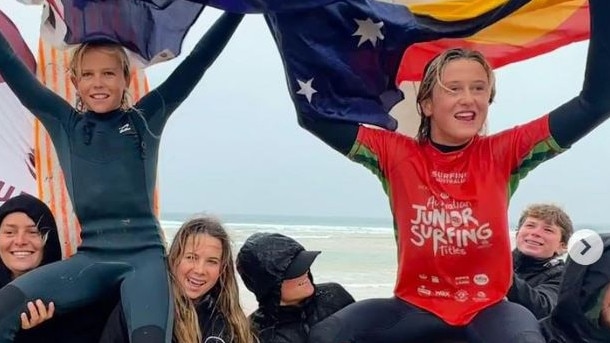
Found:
[309,316,349,343]
[510,331,546,343]
[469,302,543,343]
[469,329,545,343]
[131,325,166,343]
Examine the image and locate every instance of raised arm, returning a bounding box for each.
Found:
[549,0,610,148]
[0,30,73,126]
[297,115,359,156]
[137,12,244,126]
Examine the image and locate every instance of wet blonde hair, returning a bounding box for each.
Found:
[69,41,133,112]
[415,48,496,143]
[169,216,256,343]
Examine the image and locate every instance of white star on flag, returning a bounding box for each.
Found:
[352,18,384,47]
[296,78,317,103]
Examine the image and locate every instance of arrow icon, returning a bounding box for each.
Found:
[580,238,592,255]
[568,229,604,266]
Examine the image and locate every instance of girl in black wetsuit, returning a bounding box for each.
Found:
[298,1,610,342]
[0,12,243,343]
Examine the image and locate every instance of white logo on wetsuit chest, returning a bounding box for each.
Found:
[119,123,132,134]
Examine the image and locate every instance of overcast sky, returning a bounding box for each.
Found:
[2,3,609,226]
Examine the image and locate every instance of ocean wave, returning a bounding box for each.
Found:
[159,220,183,229]
[161,220,394,233]
[160,219,525,245]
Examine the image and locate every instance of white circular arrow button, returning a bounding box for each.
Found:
[567,229,604,266]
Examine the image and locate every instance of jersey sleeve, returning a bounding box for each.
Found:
[347,126,413,181]
[488,115,565,196]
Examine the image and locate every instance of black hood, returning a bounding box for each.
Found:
[236,232,312,309]
[0,194,62,287]
[548,233,610,342]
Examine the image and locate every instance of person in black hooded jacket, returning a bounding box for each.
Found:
[236,232,355,343]
[0,193,117,343]
[540,232,610,343]
[0,194,61,343]
[508,204,574,319]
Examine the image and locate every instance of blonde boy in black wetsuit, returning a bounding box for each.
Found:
[0,13,243,343]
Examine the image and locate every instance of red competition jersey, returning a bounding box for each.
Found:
[348,115,563,325]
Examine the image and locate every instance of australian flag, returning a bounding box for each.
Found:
[21,0,580,129]
[38,0,205,64]
[259,0,531,129]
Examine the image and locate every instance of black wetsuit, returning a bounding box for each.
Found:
[0,13,243,343]
[299,1,610,342]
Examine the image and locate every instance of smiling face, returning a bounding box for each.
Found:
[0,212,45,278]
[416,49,495,145]
[516,217,565,259]
[280,271,315,306]
[174,233,223,301]
[70,43,130,113]
[421,58,492,146]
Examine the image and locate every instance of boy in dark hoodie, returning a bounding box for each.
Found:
[236,232,354,343]
[508,204,573,319]
[0,194,117,343]
[540,233,610,343]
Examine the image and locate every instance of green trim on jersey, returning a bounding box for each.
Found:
[508,136,565,199]
[349,141,399,242]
